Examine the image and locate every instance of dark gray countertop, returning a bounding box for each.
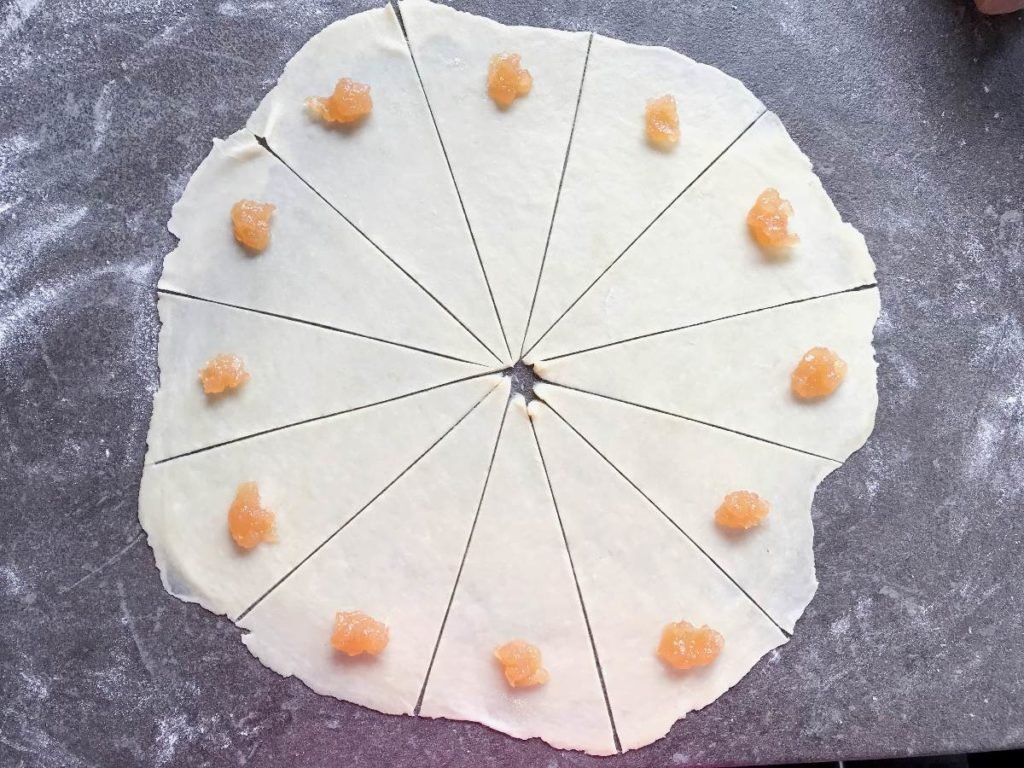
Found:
[2,1,1022,766]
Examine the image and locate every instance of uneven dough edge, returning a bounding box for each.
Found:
[532,288,882,464]
[138,0,883,756]
[238,378,512,717]
[398,0,591,360]
[527,398,791,752]
[138,374,504,620]
[524,109,877,364]
[518,31,767,357]
[244,3,511,364]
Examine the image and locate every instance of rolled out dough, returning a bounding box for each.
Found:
[163,129,491,364]
[141,0,879,755]
[247,5,509,363]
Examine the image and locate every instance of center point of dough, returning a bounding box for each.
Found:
[507,360,541,402]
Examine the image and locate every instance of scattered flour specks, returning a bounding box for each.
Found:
[966,416,1001,482]
[0,0,43,46]
[166,168,192,205]
[0,203,89,291]
[854,595,873,622]
[0,273,81,355]
[0,196,23,215]
[0,133,42,200]
[156,715,185,765]
[92,81,116,154]
[20,670,50,700]
[0,564,28,596]
[1000,209,1022,227]
[0,255,156,423]
[95,655,134,699]
[155,713,204,766]
[878,585,927,620]
[217,0,275,16]
[830,614,851,637]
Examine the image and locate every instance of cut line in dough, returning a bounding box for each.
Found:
[535,382,834,633]
[525,111,877,362]
[530,398,787,750]
[146,292,488,463]
[162,129,494,365]
[248,5,509,364]
[419,397,618,755]
[520,31,765,357]
[534,288,880,462]
[140,374,501,620]
[399,0,591,358]
[239,378,510,716]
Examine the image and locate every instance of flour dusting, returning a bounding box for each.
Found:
[20,670,50,700]
[155,713,204,766]
[0,564,28,596]
[0,203,89,291]
[91,81,115,154]
[0,133,42,200]
[0,0,43,46]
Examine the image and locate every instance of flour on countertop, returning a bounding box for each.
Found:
[91,81,116,154]
[0,564,29,597]
[0,203,89,292]
[0,0,43,46]
[2,0,1024,764]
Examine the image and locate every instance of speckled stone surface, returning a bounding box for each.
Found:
[1,1,1022,766]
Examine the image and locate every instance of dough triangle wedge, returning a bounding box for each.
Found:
[521,33,764,356]
[239,378,510,716]
[399,0,589,355]
[419,397,616,756]
[534,289,880,462]
[162,129,489,365]
[527,112,877,361]
[535,383,835,632]
[147,293,488,462]
[247,5,508,363]
[139,374,501,621]
[530,398,786,752]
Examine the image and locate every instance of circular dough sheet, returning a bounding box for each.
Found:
[140,0,878,756]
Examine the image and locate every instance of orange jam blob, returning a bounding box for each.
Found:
[487,53,533,109]
[228,481,277,549]
[715,490,770,530]
[230,199,276,252]
[791,346,848,400]
[331,611,389,656]
[306,78,373,125]
[494,640,549,688]
[645,94,680,150]
[198,353,250,395]
[657,621,724,671]
[747,188,799,250]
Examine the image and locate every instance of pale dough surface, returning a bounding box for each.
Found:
[247,6,508,363]
[526,111,877,361]
[530,399,787,751]
[141,0,880,756]
[147,293,483,462]
[534,289,881,463]
[521,32,764,356]
[400,0,589,355]
[140,374,500,620]
[240,379,510,716]
[534,383,834,632]
[162,129,490,365]
[420,398,617,755]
